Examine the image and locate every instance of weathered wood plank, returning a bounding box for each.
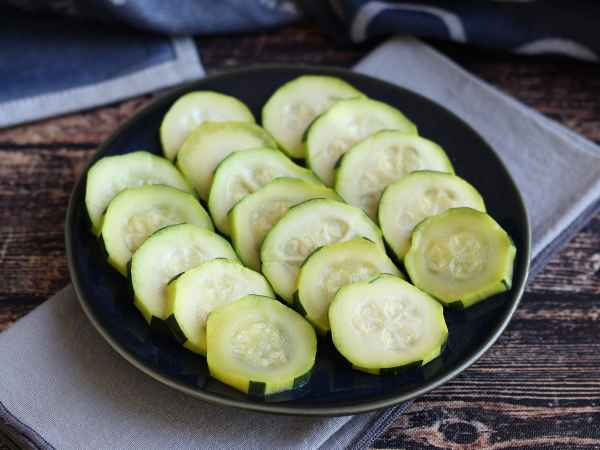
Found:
[0,148,93,308]
[0,96,154,146]
[375,290,600,448]
[376,400,600,449]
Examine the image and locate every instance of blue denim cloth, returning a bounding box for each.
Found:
[327,0,600,62]
[0,10,203,127]
[0,12,176,104]
[2,0,599,127]
[4,0,301,34]
[8,0,597,60]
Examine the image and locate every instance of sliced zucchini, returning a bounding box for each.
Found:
[295,238,401,334]
[262,75,364,159]
[176,121,277,201]
[230,178,340,271]
[206,295,316,396]
[131,224,238,323]
[260,198,384,303]
[329,274,448,374]
[306,98,417,186]
[405,208,516,308]
[165,259,274,354]
[335,131,454,219]
[85,151,192,234]
[379,171,486,260]
[160,91,255,161]
[101,185,212,276]
[208,148,319,235]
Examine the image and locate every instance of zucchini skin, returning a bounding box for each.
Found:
[229,178,340,271]
[262,75,364,159]
[329,275,448,374]
[294,237,401,334]
[164,258,274,355]
[207,295,317,396]
[85,151,193,234]
[245,368,314,398]
[160,91,255,161]
[405,208,516,309]
[333,132,454,220]
[306,97,418,186]
[208,148,320,235]
[378,171,486,261]
[176,121,278,201]
[260,198,385,303]
[165,314,188,345]
[131,224,239,324]
[357,338,450,376]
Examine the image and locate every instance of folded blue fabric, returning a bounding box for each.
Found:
[0,12,202,128]
[7,0,599,60]
[5,0,301,34]
[328,0,599,62]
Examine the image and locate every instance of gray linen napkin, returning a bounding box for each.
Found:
[1,37,599,450]
[356,37,600,275]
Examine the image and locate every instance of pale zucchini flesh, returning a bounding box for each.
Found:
[295,238,401,334]
[306,97,418,186]
[165,259,274,354]
[176,121,277,201]
[379,171,486,260]
[100,185,212,276]
[208,148,320,235]
[262,75,364,159]
[329,275,448,374]
[230,178,340,271]
[405,207,516,308]
[160,91,255,161]
[260,198,384,303]
[131,224,238,323]
[335,131,454,220]
[85,151,192,234]
[206,295,317,396]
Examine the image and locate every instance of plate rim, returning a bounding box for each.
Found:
[65,64,531,416]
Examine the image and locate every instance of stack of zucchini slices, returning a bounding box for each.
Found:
[85,75,516,397]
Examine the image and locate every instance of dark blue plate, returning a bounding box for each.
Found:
[66,65,530,416]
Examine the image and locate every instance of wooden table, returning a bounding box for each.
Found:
[1,25,599,449]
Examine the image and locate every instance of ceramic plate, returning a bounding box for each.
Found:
[66,66,530,416]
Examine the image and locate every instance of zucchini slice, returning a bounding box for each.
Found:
[405,208,516,308]
[165,259,274,354]
[260,198,384,303]
[208,148,319,235]
[262,75,364,159]
[295,238,401,334]
[131,224,238,323]
[101,185,212,276]
[176,121,277,201]
[329,275,448,374]
[206,295,316,396]
[335,131,454,220]
[85,151,192,234]
[306,98,417,186]
[230,178,340,271]
[379,171,486,260]
[160,91,255,161]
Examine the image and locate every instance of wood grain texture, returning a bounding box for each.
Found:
[376,291,600,449]
[0,24,599,448]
